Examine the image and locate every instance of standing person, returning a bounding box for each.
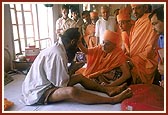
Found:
[117,7,135,55]
[113,8,120,24]
[84,11,99,48]
[113,8,121,35]
[127,4,159,84]
[149,6,164,87]
[21,28,132,105]
[77,30,131,87]
[55,4,74,42]
[68,7,84,33]
[95,5,117,45]
[81,11,91,36]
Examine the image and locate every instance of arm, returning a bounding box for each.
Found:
[78,36,88,55]
[109,62,131,87]
[55,19,64,36]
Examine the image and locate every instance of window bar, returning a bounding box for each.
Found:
[47,7,50,38]
[35,4,41,49]
[21,4,27,48]
[14,4,22,55]
[30,4,36,47]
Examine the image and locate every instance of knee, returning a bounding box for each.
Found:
[66,87,80,98]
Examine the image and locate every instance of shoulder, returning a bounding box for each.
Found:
[56,17,62,22]
[66,18,76,24]
[96,19,102,25]
[67,18,74,22]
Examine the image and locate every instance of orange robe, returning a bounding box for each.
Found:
[116,24,123,48]
[121,31,130,54]
[84,24,97,48]
[120,21,135,55]
[81,45,126,78]
[129,13,159,84]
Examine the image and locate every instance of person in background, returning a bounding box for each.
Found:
[113,8,121,38]
[127,4,159,84]
[148,6,164,88]
[77,30,131,87]
[21,28,132,106]
[63,7,86,66]
[117,7,135,55]
[113,8,120,24]
[69,7,84,33]
[55,5,74,42]
[84,11,99,48]
[114,9,120,16]
[95,5,117,45]
[81,11,91,36]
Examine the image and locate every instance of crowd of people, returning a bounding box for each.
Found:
[21,4,164,106]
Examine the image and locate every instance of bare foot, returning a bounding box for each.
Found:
[111,88,133,104]
[105,83,128,96]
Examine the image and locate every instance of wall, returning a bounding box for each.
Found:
[52,4,60,43]
[4,4,15,72]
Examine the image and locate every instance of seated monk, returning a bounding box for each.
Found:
[77,30,131,87]
[93,67,123,86]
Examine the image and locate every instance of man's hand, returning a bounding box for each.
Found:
[159,80,164,88]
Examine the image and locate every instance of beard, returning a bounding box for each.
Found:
[66,46,79,63]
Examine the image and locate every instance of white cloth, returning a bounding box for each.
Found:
[95,16,117,44]
[22,41,70,105]
[56,17,65,36]
[62,18,76,32]
[55,17,74,42]
[71,18,84,34]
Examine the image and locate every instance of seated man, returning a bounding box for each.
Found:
[21,28,132,105]
[77,30,131,87]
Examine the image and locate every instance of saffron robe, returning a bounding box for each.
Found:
[129,13,159,84]
[81,45,126,78]
[121,31,130,53]
[84,24,97,48]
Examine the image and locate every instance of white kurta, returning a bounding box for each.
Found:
[55,17,74,42]
[22,42,70,105]
[95,16,117,44]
